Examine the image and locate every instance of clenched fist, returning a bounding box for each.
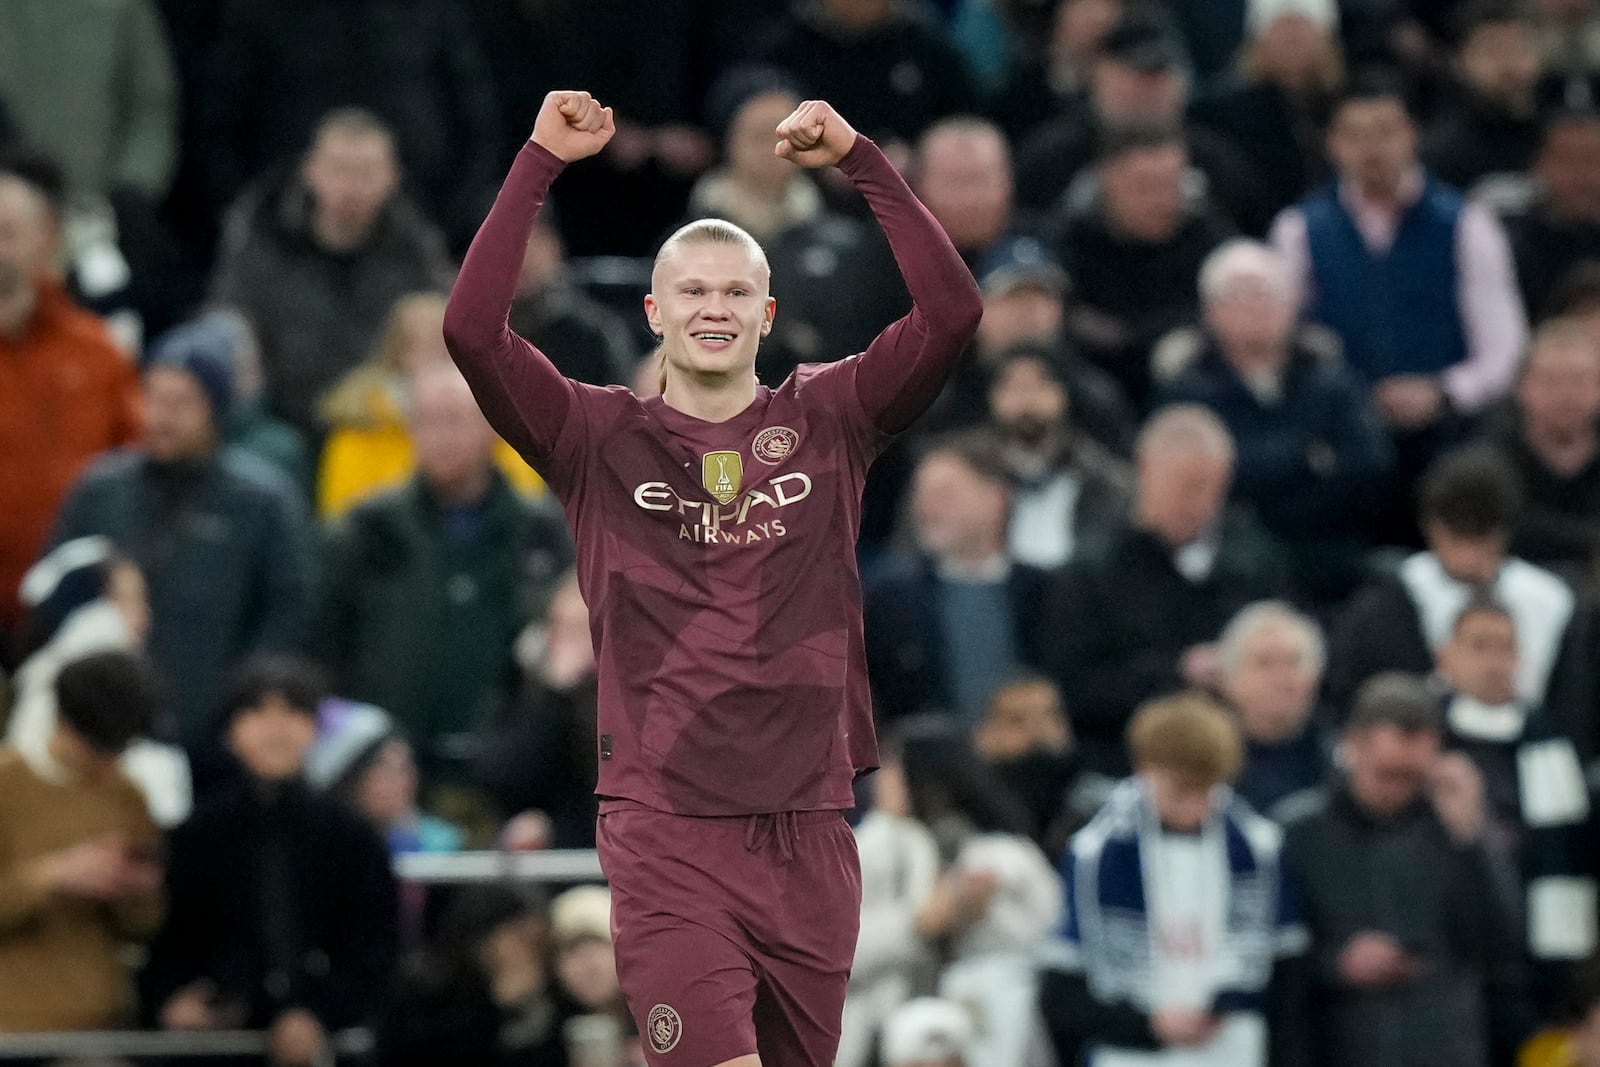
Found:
[531,91,616,163]
[774,100,858,169]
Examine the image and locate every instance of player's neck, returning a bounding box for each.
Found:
[661,372,759,423]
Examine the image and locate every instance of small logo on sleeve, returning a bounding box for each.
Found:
[648,1004,683,1053]
[753,426,799,464]
[599,735,613,761]
[702,451,743,504]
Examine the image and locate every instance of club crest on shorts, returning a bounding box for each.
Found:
[702,451,743,504]
[753,425,799,465]
[648,1004,683,1053]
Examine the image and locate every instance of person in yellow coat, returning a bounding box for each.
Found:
[316,291,542,517]
[1522,964,1600,1067]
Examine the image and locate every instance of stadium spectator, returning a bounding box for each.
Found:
[1039,693,1308,1067]
[1218,601,1332,817]
[913,117,1018,265]
[973,674,1107,852]
[0,0,178,344]
[879,997,975,1067]
[1286,71,1522,370]
[156,310,313,494]
[895,720,1059,1067]
[986,0,1124,139]
[507,208,637,388]
[985,342,1133,569]
[378,885,566,1067]
[1188,0,1341,221]
[838,739,941,1067]
[684,69,905,384]
[1535,0,1600,108]
[1155,239,1389,603]
[0,158,140,653]
[933,237,1134,452]
[316,365,571,789]
[1046,405,1291,774]
[467,0,714,259]
[48,335,314,759]
[1280,673,1526,1067]
[10,538,190,829]
[1519,959,1600,1067]
[864,434,1051,724]
[473,571,602,850]
[1015,10,1272,234]
[1330,446,1594,757]
[0,649,163,1031]
[548,886,630,1038]
[0,0,176,208]
[1052,124,1235,405]
[1435,596,1595,976]
[317,293,544,518]
[1487,319,1600,573]
[305,700,465,856]
[1271,73,1528,540]
[1501,110,1600,319]
[144,656,399,1066]
[209,108,454,438]
[755,0,977,156]
[688,74,831,248]
[192,0,499,248]
[1425,1,1547,191]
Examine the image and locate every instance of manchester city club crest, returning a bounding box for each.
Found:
[648,1004,683,1053]
[753,425,799,464]
[702,451,743,504]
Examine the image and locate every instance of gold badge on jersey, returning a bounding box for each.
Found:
[702,451,743,504]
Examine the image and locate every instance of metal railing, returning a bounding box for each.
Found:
[0,852,604,1060]
[0,1028,371,1061]
[392,847,603,884]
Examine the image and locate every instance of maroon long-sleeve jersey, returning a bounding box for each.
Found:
[445,136,980,816]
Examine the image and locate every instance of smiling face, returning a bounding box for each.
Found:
[645,230,775,388]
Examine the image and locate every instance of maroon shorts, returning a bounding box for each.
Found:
[597,803,862,1067]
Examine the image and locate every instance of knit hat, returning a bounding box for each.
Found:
[1247,0,1339,37]
[1101,12,1190,73]
[880,998,974,1066]
[144,315,239,419]
[977,236,1071,299]
[305,700,397,791]
[18,536,116,646]
[703,64,801,145]
[550,885,613,947]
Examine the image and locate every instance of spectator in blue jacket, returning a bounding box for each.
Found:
[1157,239,1390,604]
[864,433,1052,725]
[47,333,314,768]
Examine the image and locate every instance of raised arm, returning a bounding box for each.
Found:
[442,91,615,460]
[774,102,983,436]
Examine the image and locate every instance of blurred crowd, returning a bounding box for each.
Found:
[5,0,1600,1064]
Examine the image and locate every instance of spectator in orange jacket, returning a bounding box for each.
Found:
[0,153,140,658]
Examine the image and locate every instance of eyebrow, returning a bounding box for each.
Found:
[677,277,760,290]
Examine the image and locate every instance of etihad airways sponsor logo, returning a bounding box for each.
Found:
[633,471,812,544]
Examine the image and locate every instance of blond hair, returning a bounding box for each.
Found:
[1126,692,1245,786]
[653,218,770,286]
[320,292,447,426]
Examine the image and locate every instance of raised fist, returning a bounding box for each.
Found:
[531,91,616,164]
[774,100,858,169]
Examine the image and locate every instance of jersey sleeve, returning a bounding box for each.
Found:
[834,136,983,436]
[442,141,583,467]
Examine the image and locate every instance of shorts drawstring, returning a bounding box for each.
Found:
[744,811,798,862]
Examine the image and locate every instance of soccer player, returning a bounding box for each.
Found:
[444,90,982,1067]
